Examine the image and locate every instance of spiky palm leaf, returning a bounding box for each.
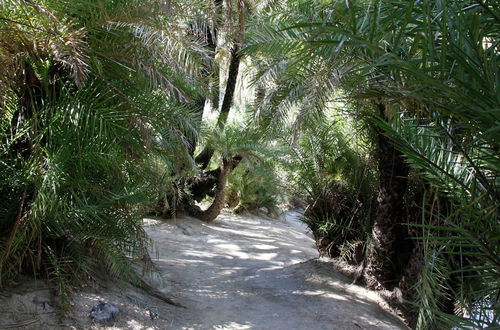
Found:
[0,0,208,297]
[245,0,499,327]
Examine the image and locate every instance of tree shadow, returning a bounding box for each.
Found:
[143,213,407,329]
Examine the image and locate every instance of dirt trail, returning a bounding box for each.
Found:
[0,211,407,329]
[144,211,407,330]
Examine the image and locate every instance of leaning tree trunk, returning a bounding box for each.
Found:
[364,103,411,290]
[181,45,242,219]
[195,45,241,170]
[186,156,242,222]
[177,1,245,221]
[199,157,234,222]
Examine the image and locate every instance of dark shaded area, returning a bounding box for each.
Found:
[364,104,412,290]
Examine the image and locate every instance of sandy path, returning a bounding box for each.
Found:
[0,211,407,329]
[144,211,407,330]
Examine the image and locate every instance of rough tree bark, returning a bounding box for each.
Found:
[195,45,242,170]
[185,155,242,222]
[177,0,245,223]
[364,103,412,290]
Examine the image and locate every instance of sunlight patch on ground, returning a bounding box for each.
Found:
[252,243,278,250]
[253,252,279,261]
[291,289,349,301]
[213,321,253,329]
[126,319,156,330]
[208,225,270,239]
[213,243,241,251]
[142,217,163,226]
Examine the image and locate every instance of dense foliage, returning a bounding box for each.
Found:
[0,0,498,328]
[245,0,499,327]
[0,0,202,302]
[278,114,376,260]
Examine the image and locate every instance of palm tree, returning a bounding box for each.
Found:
[0,0,206,299]
[178,0,254,222]
[245,0,499,327]
[245,0,415,287]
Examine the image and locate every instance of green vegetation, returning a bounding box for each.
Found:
[0,0,201,303]
[245,0,499,327]
[0,0,498,328]
[280,114,377,260]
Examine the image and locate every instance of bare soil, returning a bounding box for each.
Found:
[0,211,408,329]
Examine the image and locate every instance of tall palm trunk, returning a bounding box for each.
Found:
[195,45,242,170]
[179,45,242,221]
[364,103,411,289]
[183,1,245,222]
[183,45,243,220]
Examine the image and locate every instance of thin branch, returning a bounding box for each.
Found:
[437,121,495,202]
[0,16,58,36]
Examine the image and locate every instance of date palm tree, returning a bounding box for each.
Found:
[244,0,499,327]
[0,0,207,301]
[179,0,257,222]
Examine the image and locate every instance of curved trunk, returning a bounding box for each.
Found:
[199,158,233,222]
[195,45,241,170]
[187,156,242,222]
